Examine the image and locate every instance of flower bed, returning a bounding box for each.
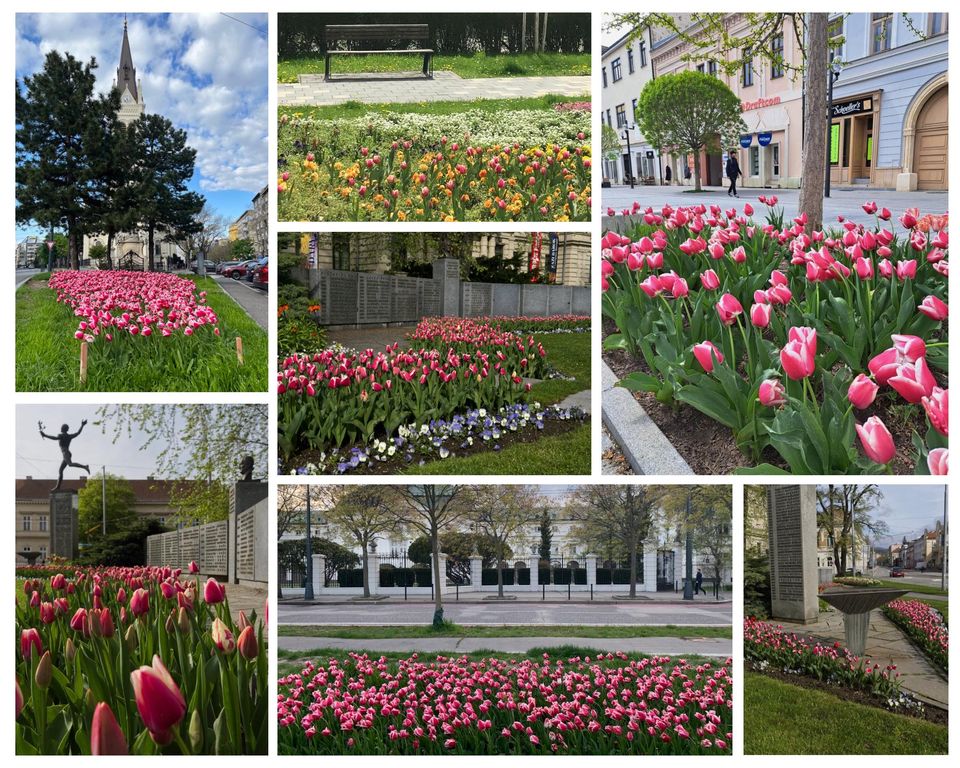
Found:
[286,401,585,474]
[882,599,948,672]
[278,652,732,755]
[16,565,267,754]
[49,271,220,344]
[823,577,882,588]
[743,618,922,714]
[603,202,948,475]
[277,110,590,222]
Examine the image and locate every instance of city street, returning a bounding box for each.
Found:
[15,267,40,289]
[602,184,948,233]
[279,598,732,627]
[865,566,949,592]
[212,273,267,330]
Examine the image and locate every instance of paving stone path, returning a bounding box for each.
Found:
[783,608,948,709]
[279,70,590,107]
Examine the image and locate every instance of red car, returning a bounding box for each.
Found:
[889,567,905,577]
[222,259,258,279]
[252,261,267,290]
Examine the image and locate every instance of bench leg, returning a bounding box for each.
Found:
[423,53,432,79]
[325,54,331,81]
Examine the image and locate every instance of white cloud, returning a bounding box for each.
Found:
[16,12,267,199]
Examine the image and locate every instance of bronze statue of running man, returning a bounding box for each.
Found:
[39,420,91,491]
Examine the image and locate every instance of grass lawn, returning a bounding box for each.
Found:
[278,52,591,83]
[278,93,589,122]
[16,275,267,392]
[279,646,715,676]
[744,672,947,754]
[876,579,948,597]
[278,623,732,640]
[407,330,591,474]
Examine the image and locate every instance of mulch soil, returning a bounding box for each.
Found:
[604,321,928,475]
[283,412,587,475]
[748,665,948,727]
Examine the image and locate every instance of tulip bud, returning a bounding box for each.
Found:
[130,656,187,746]
[178,607,191,634]
[65,637,77,663]
[125,624,138,653]
[91,702,128,755]
[237,625,259,660]
[20,628,42,661]
[236,610,251,632]
[16,681,24,719]
[189,708,203,752]
[35,651,53,689]
[165,612,176,635]
[203,578,226,605]
[211,618,235,654]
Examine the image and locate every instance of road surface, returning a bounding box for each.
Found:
[15,268,41,289]
[212,274,267,330]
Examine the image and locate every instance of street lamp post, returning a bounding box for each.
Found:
[304,488,314,600]
[682,494,694,601]
[621,125,635,189]
[824,60,842,198]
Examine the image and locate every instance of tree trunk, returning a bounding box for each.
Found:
[68,222,79,270]
[106,231,114,270]
[497,544,504,598]
[692,151,703,192]
[628,536,638,598]
[431,527,443,616]
[798,12,828,232]
[534,14,540,54]
[541,13,548,52]
[361,546,370,598]
[147,224,156,272]
[521,14,526,53]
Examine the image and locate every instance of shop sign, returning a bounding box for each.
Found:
[740,135,753,148]
[741,95,781,111]
[831,97,872,118]
[645,150,655,158]
[758,132,773,146]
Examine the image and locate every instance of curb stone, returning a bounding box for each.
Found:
[601,361,693,475]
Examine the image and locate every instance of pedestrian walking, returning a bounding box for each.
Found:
[665,165,672,184]
[683,164,692,185]
[694,569,704,596]
[726,152,742,197]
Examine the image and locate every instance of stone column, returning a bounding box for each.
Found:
[767,486,819,623]
[312,554,325,594]
[49,490,79,561]
[643,545,657,593]
[469,555,483,589]
[367,553,380,595]
[437,553,450,594]
[585,553,598,586]
[529,559,539,590]
[432,258,461,317]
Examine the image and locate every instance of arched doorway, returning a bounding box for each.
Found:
[913,85,948,190]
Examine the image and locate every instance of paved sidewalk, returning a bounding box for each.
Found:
[279,70,590,107]
[218,582,268,619]
[279,634,732,657]
[327,324,418,350]
[603,184,948,234]
[783,609,947,709]
[213,275,267,330]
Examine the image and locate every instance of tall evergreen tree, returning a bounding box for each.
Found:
[16,51,119,269]
[128,113,204,271]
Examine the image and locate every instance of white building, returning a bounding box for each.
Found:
[16,235,41,268]
[601,26,658,184]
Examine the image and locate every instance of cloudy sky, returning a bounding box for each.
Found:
[19,404,176,480]
[869,485,947,548]
[16,12,267,237]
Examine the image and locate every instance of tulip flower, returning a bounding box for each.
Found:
[888,357,937,404]
[918,295,948,321]
[780,327,816,380]
[856,416,896,464]
[204,578,227,604]
[692,341,724,373]
[21,628,42,660]
[51,573,66,591]
[700,269,720,290]
[91,701,128,755]
[130,588,150,617]
[238,625,259,660]
[927,447,948,476]
[39,602,56,625]
[130,655,187,745]
[847,374,879,410]
[758,379,787,407]
[715,294,743,326]
[895,259,917,280]
[750,303,771,328]
[35,651,53,689]
[922,387,948,436]
[211,618,236,653]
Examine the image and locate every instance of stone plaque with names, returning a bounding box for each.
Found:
[767,485,819,623]
[461,283,493,317]
[326,270,359,325]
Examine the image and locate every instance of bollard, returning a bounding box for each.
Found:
[79,341,88,385]
[542,584,545,601]
[568,582,571,600]
[235,336,244,365]
[404,584,408,601]
[591,584,594,601]
[456,584,459,601]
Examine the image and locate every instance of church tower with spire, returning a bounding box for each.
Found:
[115,17,144,125]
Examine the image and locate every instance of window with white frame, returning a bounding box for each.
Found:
[871,13,892,54]
[39,515,47,532]
[22,515,31,532]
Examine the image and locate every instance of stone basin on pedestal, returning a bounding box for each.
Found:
[819,588,909,656]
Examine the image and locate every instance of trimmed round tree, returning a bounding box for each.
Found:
[636,70,746,192]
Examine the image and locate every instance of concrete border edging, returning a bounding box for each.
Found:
[601,361,693,476]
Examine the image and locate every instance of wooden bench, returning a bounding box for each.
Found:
[324,24,433,81]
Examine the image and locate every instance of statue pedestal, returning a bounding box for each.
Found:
[49,490,79,560]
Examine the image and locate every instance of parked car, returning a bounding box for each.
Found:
[247,256,268,283]
[889,567,905,577]
[190,258,214,274]
[222,259,258,279]
[252,259,268,290]
[216,260,240,275]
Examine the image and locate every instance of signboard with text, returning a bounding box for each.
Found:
[740,135,753,148]
[831,97,872,118]
[758,132,773,146]
[547,233,559,281]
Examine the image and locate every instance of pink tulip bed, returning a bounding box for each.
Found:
[15,565,267,755]
[278,316,588,474]
[882,599,948,672]
[278,651,732,755]
[603,201,948,475]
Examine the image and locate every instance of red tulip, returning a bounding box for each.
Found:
[847,374,879,410]
[895,259,917,280]
[39,602,56,625]
[130,588,150,617]
[238,625,259,660]
[29,590,40,607]
[20,628,42,661]
[203,578,226,605]
[888,358,937,403]
[69,608,88,634]
[98,608,116,638]
[51,573,66,591]
[130,655,187,745]
[854,257,874,279]
[700,269,720,290]
[918,295,948,321]
[856,416,896,464]
[91,702,128,755]
[715,294,743,326]
[862,201,878,215]
[900,209,918,229]
[780,327,816,381]
[693,341,724,373]
[922,387,948,436]
[758,379,786,407]
[927,447,948,476]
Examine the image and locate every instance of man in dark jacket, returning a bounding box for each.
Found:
[695,568,704,595]
[726,152,742,197]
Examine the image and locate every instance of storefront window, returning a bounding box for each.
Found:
[830,123,840,164]
[749,146,760,176]
[771,144,781,177]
